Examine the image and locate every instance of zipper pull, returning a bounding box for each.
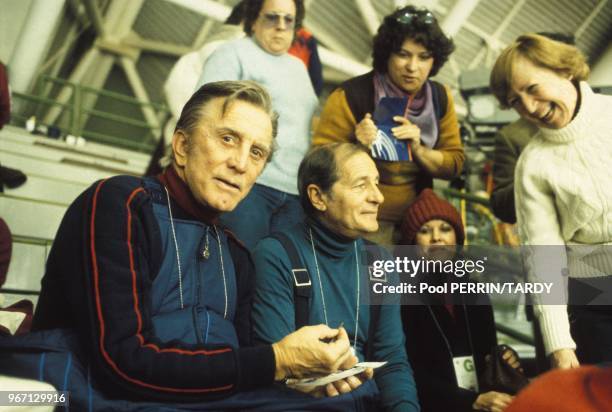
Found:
[201,227,210,259]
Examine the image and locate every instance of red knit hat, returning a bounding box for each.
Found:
[400,189,465,245]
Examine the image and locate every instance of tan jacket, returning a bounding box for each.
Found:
[313,73,464,223]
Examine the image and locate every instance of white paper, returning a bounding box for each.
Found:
[286,362,387,389]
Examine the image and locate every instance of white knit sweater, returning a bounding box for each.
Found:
[515,82,612,355]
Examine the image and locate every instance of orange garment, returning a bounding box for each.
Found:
[507,366,612,412]
[313,81,463,224]
[288,28,313,67]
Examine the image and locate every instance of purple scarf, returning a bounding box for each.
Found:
[373,72,439,149]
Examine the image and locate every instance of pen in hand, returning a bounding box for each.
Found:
[320,322,344,343]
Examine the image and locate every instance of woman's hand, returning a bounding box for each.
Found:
[391,116,422,152]
[473,391,514,412]
[355,113,378,148]
[500,345,523,373]
[550,348,580,369]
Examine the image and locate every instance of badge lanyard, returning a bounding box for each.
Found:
[309,228,360,354]
[427,299,479,392]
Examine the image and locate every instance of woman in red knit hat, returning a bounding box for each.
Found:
[399,189,521,412]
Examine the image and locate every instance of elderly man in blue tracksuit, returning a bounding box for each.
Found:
[1,81,360,410]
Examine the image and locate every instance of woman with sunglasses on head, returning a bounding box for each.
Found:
[196,0,318,250]
[313,5,464,245]
[490,34,612,369]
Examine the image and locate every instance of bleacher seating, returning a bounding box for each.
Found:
[0,125,152,308]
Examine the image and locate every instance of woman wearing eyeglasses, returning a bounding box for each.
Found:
[196,0,318,250]
[313,6,464,245]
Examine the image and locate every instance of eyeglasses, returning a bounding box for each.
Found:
[260,12,295,30]
[395,9,436,26]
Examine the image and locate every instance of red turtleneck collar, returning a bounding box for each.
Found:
[157,166,220,225]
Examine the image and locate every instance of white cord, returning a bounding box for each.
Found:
[213,225,228,319]
[354,241,360,350]
[164,186,184,309]
[309,228,359,350]
[163,187,228,318]
[310,228,329,325]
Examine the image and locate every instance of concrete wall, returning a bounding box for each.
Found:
[0,0,33,63]
[590,43,612,87]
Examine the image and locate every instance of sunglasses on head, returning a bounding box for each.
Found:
[261,12,295,30]
[395,9,436,25]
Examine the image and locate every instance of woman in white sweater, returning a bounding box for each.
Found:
[490,34,612,369]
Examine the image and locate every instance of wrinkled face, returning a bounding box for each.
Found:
[173,98,273,212]
[416,219,457,261]
[507,56,578,129]
[252,0,296,55]
[387,38,434,95]
[317,152,384,239]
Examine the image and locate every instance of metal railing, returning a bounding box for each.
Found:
[495,322,535,346]
[10,75,170,153]
[443,188,491,207]
[442,188,535,348]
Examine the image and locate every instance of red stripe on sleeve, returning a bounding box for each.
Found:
[90,180,234,393]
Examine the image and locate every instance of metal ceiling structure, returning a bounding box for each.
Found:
[5,0,612,142]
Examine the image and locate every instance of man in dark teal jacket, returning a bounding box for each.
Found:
[252,143,420,411]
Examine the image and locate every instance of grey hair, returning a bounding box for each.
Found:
[174,80,279,160]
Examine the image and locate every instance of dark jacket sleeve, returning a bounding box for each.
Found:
[407,361,479,412]
[491,119,536,224]
[35,177,274,401]
[373,288,420,411]
[491,128,519,223]
[306,36,323,96]
[227,235,256,347]
[402,305,485,412]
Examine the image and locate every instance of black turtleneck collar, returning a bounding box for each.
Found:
[304,216,357,259]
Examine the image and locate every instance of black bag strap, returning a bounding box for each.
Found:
[342,71,375,123]
[270,233,312,329]
[430,80,448,123]
[271,233,383,360]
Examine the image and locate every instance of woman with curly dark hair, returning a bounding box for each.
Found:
[313,6,464,245]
